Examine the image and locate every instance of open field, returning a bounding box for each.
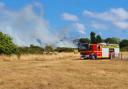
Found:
[0,53,128,89]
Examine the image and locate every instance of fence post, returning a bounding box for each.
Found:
[121,52,123,60]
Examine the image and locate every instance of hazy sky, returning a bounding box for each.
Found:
[0,0,128,46]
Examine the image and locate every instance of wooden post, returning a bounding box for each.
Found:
[121,52,123,60]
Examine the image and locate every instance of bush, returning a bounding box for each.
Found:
[44,45,53,53]
[19,45,44,54]
[0,32,18,55]
[120,39,128,48]
[55,47,75,52]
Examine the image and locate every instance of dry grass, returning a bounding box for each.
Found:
[0,53,128,89]
[0,53,79,61]
[120,52,128,60]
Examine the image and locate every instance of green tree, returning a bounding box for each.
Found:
[104,37,120,44]
[79,38,90,43]
[0,32,18,55]
[96,35,102,43]
[44,45,53,53]
[19,44,44,54]
[90,32,96,44]
[120,39,128,48]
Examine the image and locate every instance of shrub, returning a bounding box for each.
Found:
[44,45,53,53]
[55,47,75,52]
[19,45,44,54]
[0,32,18,55]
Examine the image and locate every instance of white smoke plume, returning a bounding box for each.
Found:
[0,2,76,48]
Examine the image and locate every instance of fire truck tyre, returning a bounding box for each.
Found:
[90,54,97,60]
[94,54,97,59]
[109,54,113,59]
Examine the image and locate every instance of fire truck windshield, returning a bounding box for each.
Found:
[78,43,89,51]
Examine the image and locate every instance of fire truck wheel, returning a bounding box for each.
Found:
[109,54,113,59]
[90,54,97,60]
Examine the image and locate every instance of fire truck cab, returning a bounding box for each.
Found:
[78,43,120,59]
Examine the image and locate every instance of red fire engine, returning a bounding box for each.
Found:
[78,43,120,59]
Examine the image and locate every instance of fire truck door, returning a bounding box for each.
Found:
[102,48,109,58]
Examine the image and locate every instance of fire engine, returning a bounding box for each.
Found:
[78,43,120,59]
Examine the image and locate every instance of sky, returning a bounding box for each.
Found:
[0,0,128,47]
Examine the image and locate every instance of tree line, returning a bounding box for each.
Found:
[0,31,76,55]
[0,31,128,55]
[19,45,75,54]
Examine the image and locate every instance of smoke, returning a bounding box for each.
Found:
[0,2,76,48]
